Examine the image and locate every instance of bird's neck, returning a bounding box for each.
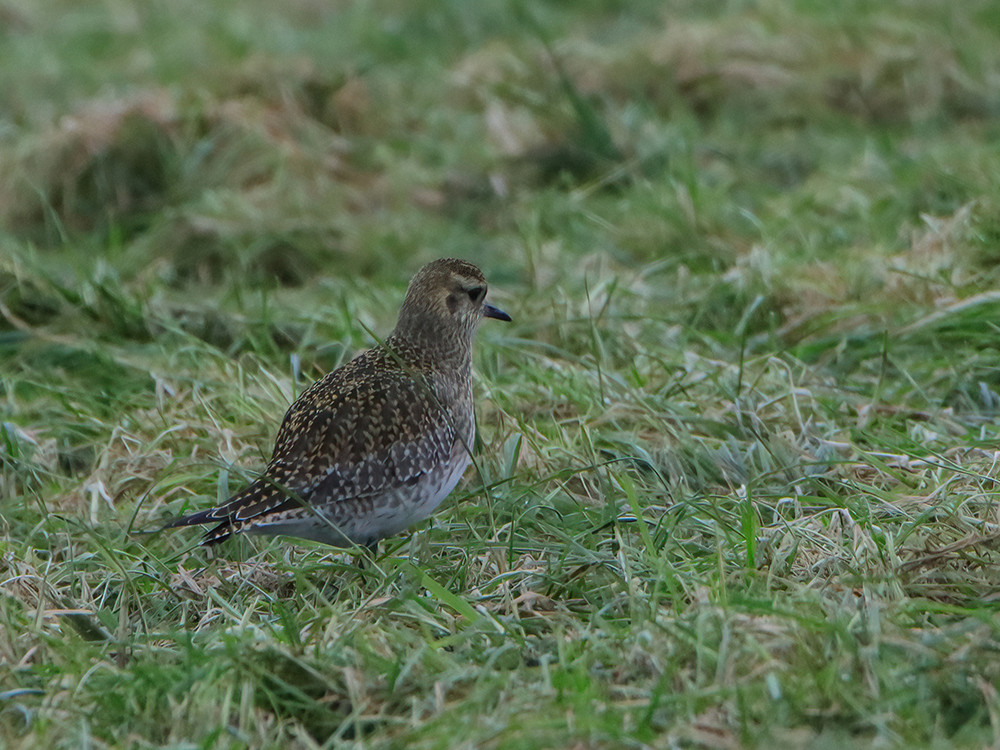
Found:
[384,327,473,375]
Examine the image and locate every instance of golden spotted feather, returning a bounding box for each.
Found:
[167,342,467,544]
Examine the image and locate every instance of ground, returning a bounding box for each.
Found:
[3,1,1000,747]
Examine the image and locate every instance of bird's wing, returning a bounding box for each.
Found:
[177,352,465,534]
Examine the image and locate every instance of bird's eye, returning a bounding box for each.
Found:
[467,286,485,303]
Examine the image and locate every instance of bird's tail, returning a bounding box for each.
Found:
[159,478,279,545]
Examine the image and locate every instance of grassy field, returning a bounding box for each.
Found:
[3,0,1000,747]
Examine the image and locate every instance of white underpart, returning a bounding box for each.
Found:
[249,431,474,546]
[372,450,472,538]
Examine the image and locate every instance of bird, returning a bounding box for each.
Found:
[163,258,511,549]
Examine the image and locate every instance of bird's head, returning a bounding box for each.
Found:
[393,258,511,352]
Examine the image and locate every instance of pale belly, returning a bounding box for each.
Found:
[369,451,472,539]
[250,440,473,547]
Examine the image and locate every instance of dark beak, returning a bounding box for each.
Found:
[483,303,512,322]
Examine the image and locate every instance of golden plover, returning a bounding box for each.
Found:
[164,258,510,548]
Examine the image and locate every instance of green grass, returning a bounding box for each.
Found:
[3,0,1000,747]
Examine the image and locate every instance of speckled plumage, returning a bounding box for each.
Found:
[165,258,511,547]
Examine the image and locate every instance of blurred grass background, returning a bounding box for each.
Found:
[3,0,1000,747]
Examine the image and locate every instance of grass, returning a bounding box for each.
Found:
[3,0,1000,747]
